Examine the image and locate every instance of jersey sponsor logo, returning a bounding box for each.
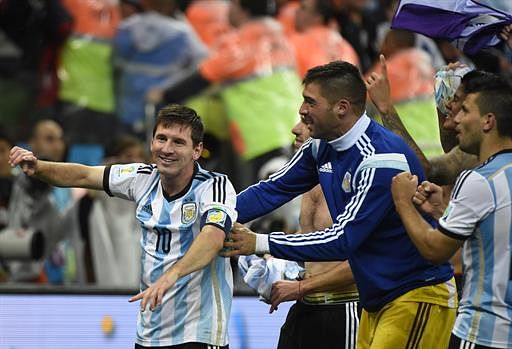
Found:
[206,209,227,226]
[181,202,197,224]
[342,171,352,193]
[319,161,333,173]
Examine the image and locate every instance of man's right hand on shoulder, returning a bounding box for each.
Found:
[8,146,39,176]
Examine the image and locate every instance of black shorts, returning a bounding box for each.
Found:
[277,300,360,349]
[135,342,228,349]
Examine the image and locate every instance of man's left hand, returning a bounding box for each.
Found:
[129,271,179,312]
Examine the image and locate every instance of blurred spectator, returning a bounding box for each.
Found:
[113,0,207,138]
[333,0,382,72]
[0,0,72,142]
[120,0,144,19]
[0,128,15,230]
[6,120,71,283]
[277,0,299,37]
[290,0,360,78]
[185,0,232,48]
[56,0,122,146]
[0,127,12,281]
[151,0,302,188]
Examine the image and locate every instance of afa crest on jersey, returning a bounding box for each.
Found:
[342,171,352,193]
[181,202,197,224]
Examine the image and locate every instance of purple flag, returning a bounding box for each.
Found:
[391,0,512,54]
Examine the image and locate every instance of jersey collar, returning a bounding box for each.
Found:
[328,113,371,151]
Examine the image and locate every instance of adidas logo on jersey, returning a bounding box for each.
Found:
[141,203,153,215]
[319,162,333,173]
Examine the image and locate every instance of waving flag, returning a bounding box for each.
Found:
[391,0,512,54]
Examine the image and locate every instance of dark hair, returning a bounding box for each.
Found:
[153,104,204,146]
[239,0,276,17]
[461,70,498,94]
[313,0,335,24]
[303,60,367,114]
[461,71,512,137]
[470,77,512,138]
[121,0,144,12]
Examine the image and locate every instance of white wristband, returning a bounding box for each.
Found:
[255,233,270,255]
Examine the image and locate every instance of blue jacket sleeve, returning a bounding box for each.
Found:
[268,163,406,261]
[236,141,319,223]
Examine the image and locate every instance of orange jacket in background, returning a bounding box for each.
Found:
[185,0,232,48]
[62,0,120,39]
[200,18,297,83]
[290,25,360,78]
[277,1,299,37]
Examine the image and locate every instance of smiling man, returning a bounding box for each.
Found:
[8,104,237,349]
[392,74,512,349]
[225,61,457,348]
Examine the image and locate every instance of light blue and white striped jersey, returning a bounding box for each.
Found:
[439,150,512,348]
[103,162,237,347]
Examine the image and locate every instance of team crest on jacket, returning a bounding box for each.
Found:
[181,202,197,224]
[342,172,352,193]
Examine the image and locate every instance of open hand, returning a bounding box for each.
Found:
[129,271,178,312]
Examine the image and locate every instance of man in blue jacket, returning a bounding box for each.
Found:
[224,61,457,349]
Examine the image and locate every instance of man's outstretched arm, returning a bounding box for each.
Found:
[9,146,104,190]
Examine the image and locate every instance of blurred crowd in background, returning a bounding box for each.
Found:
[0,0,511,290]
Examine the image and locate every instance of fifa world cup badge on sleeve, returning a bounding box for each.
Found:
[181,202,197,224]
[116,165,136,178]
[206,210,227,227]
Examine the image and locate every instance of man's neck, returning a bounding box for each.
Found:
[479,138,512,163]
[161,166,195,198]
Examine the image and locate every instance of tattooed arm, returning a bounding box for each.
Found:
[366,55,431,174]
[428,146,478,185]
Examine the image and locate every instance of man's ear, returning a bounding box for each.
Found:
[335,98,351,115]
[482,113,496,132]
[193,142,204,161]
